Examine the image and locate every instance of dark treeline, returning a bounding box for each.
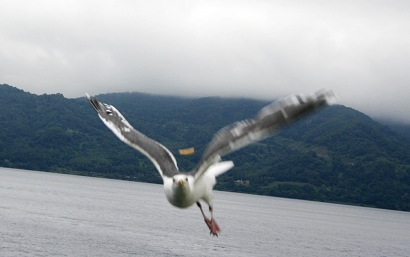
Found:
[1,84,410,211]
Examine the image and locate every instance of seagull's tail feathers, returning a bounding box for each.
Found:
[207,161,234,178]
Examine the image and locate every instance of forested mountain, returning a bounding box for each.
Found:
[376,119,410,140]
[1,84,410,211]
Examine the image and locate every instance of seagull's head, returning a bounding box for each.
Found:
[172,174,191,189]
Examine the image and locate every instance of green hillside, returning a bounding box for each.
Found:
[1,84,410,211]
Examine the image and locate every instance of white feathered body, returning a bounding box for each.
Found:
[163,161,234,208]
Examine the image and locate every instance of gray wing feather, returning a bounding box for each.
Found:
[190,89,336,179]
[86,94,179,178]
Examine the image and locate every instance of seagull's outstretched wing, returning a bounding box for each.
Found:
[190,89,336,180]
[86,94,179,178]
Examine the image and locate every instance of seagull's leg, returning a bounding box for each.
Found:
[197,201,207,218]
[208,204,220,235]
[196,201,220,236]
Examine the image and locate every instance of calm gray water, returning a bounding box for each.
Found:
[1,168,410,257]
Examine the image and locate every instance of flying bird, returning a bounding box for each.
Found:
[86,89,336,236]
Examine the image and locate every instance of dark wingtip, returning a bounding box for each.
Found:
[317,89,337,105]
[85,93,101,113]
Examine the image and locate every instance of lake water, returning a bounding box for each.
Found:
[1,167,410,257]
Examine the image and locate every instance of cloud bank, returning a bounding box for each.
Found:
[1,0,409,122]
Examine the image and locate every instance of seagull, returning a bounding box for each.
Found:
[86,89,336,236]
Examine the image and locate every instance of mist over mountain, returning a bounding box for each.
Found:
[1,84,410,211]
[375,118,410,140]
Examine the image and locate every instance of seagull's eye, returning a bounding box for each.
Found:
[185,178,188,182]
[173,178,175,182]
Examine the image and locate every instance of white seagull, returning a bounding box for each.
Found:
[86,89,336,236]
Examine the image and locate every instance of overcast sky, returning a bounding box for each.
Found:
[1,0,409,123]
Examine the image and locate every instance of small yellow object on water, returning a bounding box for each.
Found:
[179,147,195,155]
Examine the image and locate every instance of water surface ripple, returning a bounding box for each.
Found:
[1,168,409,256]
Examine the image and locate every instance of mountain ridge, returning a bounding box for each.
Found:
[1,83,409,211]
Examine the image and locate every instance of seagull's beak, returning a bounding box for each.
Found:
[178,180,185,186]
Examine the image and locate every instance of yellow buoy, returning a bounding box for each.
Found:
[179,147,195,156]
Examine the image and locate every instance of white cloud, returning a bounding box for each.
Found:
[1,0,409,122]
